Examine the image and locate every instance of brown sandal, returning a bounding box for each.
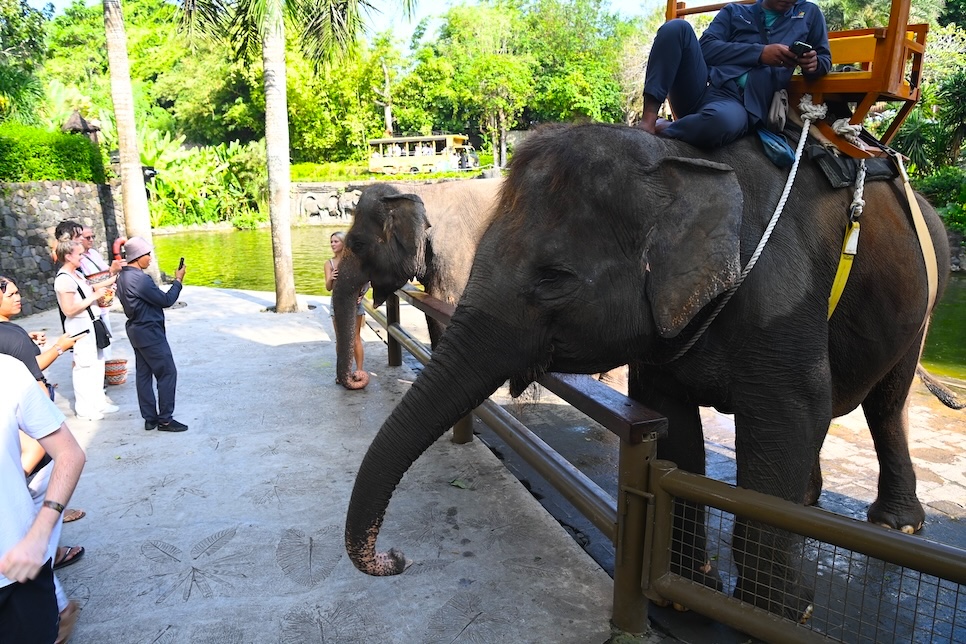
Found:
[63,508,85,523]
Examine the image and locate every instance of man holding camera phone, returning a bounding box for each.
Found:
[638,0,830,147]
[115,237,189,433]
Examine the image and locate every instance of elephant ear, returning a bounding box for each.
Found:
[381,193,430,281]
[645,156,742,338]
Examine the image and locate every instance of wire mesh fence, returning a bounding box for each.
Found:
[671,498,966,642]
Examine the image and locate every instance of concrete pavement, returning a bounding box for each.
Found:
[26,286,650,644]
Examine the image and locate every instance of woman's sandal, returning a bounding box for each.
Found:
[53,545,84,570]
[63,508,85,523]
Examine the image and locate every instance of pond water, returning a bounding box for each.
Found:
[153,228,966,380]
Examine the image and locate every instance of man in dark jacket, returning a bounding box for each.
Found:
[115,237,188,432]
[639,0,831,147]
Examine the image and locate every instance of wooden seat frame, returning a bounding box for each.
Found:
[665,0,927,158]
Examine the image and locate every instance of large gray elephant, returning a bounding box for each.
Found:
[343,123,954,619]
[332,178,501,388]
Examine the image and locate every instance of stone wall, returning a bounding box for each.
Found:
[0,181,121,315]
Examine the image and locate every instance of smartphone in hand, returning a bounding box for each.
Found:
[178,257,185,270]
[790,41,813,56]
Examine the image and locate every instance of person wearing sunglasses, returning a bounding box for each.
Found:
[73,226,122,365]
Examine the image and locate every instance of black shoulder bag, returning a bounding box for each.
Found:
[76,282,112,349]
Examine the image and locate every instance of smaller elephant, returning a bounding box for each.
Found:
[332,178,502,389]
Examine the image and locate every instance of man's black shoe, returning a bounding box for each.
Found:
[158,419,188,432]
[145,420,158,431]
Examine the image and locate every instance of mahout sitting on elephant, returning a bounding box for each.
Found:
[343,122,952,620]
[332,178,501,389]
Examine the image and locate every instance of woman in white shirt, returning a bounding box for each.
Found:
[53,238,117,421]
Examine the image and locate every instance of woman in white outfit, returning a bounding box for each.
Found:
[53,238,117,421]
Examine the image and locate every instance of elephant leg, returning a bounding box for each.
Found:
[731,376,829,621]
[863,340,925,533]
[629,366,722,594]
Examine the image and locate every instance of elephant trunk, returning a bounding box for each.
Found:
[332,252,369,389]
[345,309,528,575]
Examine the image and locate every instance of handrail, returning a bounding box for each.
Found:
[394,284,669,445]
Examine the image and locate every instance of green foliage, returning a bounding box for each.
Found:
[0,0,48,123]
[0,122,104,182]
[817,0,943,30]
[0,0,47,72]
[519,0,626,123]
[914,166,966,205]
[914,167,966,234]
[938,202,966,234]
[139,127,267,228]
[939,0,966,26]
[291,161,369,181]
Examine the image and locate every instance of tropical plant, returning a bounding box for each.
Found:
[0,0,48,123]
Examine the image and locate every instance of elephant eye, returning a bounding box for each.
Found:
[538,266,575,283]
[348,238,365,254]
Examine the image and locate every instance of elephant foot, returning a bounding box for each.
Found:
[734,574,814,623]
[868,496,925,534]
[670,559,723,594]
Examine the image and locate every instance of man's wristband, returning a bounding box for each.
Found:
[42,500,65,514]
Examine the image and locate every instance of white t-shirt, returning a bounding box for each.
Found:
[78,247,109,278]
[0,355,66,588]
[54,269,95,336]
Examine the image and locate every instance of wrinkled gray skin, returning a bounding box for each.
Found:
[344,123,952,619]
[333,179,501,389]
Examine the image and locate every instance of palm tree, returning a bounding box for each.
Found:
[182,0,414,313]
[103,0,160,282]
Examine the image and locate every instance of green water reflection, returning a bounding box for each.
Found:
[922,273,966,380]
[154,229,965,380]
[154,226,346,296]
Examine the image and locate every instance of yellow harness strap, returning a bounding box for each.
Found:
[827,221,860,319]
[894,155,939,316]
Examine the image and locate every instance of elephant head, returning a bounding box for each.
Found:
[345,183,430,307]
[345,123,743,575]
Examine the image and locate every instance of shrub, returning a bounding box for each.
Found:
[914,166,966,207]
[0,123,106,183]
[914,166,966,234]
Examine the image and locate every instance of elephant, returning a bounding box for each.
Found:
[332,178,502,389]
[343,122,953,620]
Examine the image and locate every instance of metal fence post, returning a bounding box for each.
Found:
[611,433,658,635]
[451,415,474,444]
[386,292,402,367]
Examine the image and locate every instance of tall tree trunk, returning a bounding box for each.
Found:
[262,0,298,313]
[498,109,508,168]
[103,0,159,283]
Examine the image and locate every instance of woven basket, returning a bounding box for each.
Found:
[86,270,115,307]
[105,358,127,385]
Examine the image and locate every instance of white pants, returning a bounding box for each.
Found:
[71,331,107,417]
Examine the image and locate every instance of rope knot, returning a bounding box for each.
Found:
[798,94,828,121]
[832,118,867,150]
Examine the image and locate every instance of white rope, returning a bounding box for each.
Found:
[851,159,867,219]
[832,118,867,151]
[668,96,822,362]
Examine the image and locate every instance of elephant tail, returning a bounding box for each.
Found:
[916,365,966,410]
